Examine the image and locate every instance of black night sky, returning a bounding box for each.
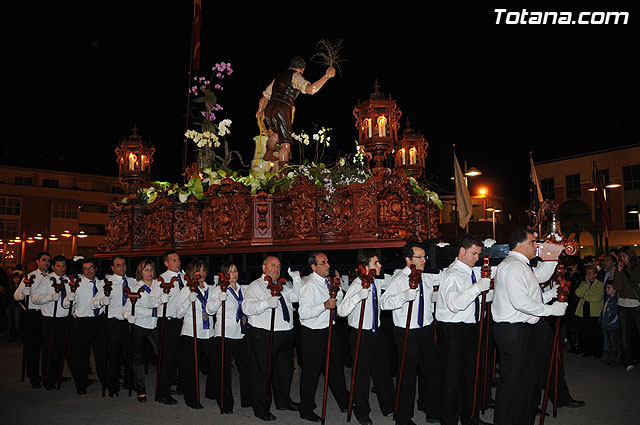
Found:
[8,1,638,203]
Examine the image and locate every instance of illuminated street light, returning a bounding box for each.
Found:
[465,167,482,177]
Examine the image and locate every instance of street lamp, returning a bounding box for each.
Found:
[486,207,502,240]
[629,208,640,230]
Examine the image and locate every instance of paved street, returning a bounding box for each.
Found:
[0,339,638,425]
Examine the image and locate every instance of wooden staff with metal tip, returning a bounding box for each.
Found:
[155,276,177,401]
[57,275,78,390]
[347,266,375,422]
[217,272,230,413]
[123,285,144,397]
[45,277,64,385]
[101,277,113,397]
[185,274,201,405]
[263,275,286,411]
[20,274,35,382]
[472,257,490,421]
[321,271,341,425]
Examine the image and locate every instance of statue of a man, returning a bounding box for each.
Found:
[256,56,335,167]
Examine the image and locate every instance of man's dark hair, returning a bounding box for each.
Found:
[356,250,377,268]
[290,56,306,70]
[509,228,534,250]
[111,255,126,266]
[52,255,67,265]
[403,243,422,261]
[458,234,483,250]
[308,252,325,267]
[36,252,51,261]
[582,255,596,264]
[82,258,95,267]
[163,250,178,263]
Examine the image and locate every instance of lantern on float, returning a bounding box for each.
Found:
[353,80,402,170]
[395,119,428,178]
[115,125,155,192]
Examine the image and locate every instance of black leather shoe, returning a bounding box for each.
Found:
[564,398,585,408]
[221,408,233,414]
[357,416,373,425]
[186,400,203,409]
[300,411,321,422]
[276,403,299,411]
[108,391,119,398]
[76,388,87,395]
[425,414,442,423]
[255,412,276,421]
[31,382,42,389]
[137,394,147,403]
[158,395,178,405]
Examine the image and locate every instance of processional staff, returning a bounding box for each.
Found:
[321,272,341,425]
[155,276,177,401]
[263,275,287,411]
[123,285,145,397]
[101,277,113,397]
[58,275,79,390]
[20,274,35,382]
[218,271,230,413]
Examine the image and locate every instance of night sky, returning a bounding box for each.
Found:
[9,1,638,203]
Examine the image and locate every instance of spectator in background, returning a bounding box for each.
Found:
[565,255,585,354]
[575,266,604,358]
[601,254,617,286]
[600,283,621,365]
[611,246,640,371]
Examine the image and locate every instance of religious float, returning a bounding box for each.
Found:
[98,61,442,257]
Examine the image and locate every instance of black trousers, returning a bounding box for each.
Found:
[157,318,182,399]
[179,335,216,405]
[213,336,252,409]
[24,309,42,386]
[299,325,349,415]
[534,320,571,407]
[70,316,105,391]
[493,322,537,425]
[393,324,442,425]
[350,328,395,418]
[247,326,295,416]
[41,316,71,387]
[106,318,129,394]
[131,324,157,395]
[437,321,479,425]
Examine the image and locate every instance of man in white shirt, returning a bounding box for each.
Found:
[14,251,50,389]
[243,255,298,421]
[152,249,185,405]
[32,255,71,390]
[436,236,491,425]
[69,259,105,395]
[338,250,395,425]
[92,255,133,397]
[380,243,439,425]
[492,229,567,425]
[298,252,349,422]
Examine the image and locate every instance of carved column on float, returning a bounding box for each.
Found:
[251,191,274,245]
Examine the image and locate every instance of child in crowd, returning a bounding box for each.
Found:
[599,283,621,364]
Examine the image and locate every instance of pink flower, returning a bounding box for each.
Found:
[214,84,222,90]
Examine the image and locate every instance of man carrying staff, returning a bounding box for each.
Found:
[31,255,72,390]
[337,250,395,425]
[243,255,299,422]
[436,236,490,425]
[380,244,439,425]
[256,56,335,168]
[492,229,568,425]
[14,251,51,389]
[93,255,134,398]
[298,252,349,422]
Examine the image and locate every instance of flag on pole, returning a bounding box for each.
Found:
[593,161,611,233]
[192,0,202,72]
[454,150,472,228]
[530,152,544,211]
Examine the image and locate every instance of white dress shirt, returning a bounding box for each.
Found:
[243,274,298,331]
[92,274,135,320]
[436,259,484,324]
[151,270,186,319]
[207,284,247,339]
[123,280,161,330]
[298,272,344,330]
[337,276,382,331]
[176,284,214,339]
[72,276,103,318]
[14,270,49,311]
[380,267,434,328]
[492,251,558,324]
[32,273,71,318]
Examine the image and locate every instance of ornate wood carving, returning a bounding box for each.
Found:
[174,198,203,245]
[317,190,352,241]
[274,176,317,241]
[103,202,132,251]
[203,178,251,245]
[251,191,274,245]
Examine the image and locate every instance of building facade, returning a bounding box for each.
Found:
[0,165,123,267]
[535,144,640,254]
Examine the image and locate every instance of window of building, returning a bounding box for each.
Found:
[540,177,554,200]
[625,205,640,230]
[623,164,640,190]
[79,203,109,214]
[42,178,60,188]
[14,176,33,186]
[52,202,78,219]
[79,224,106,235]
[0,197,21,216]
[0,219,19,240]
[565,174,581,200]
